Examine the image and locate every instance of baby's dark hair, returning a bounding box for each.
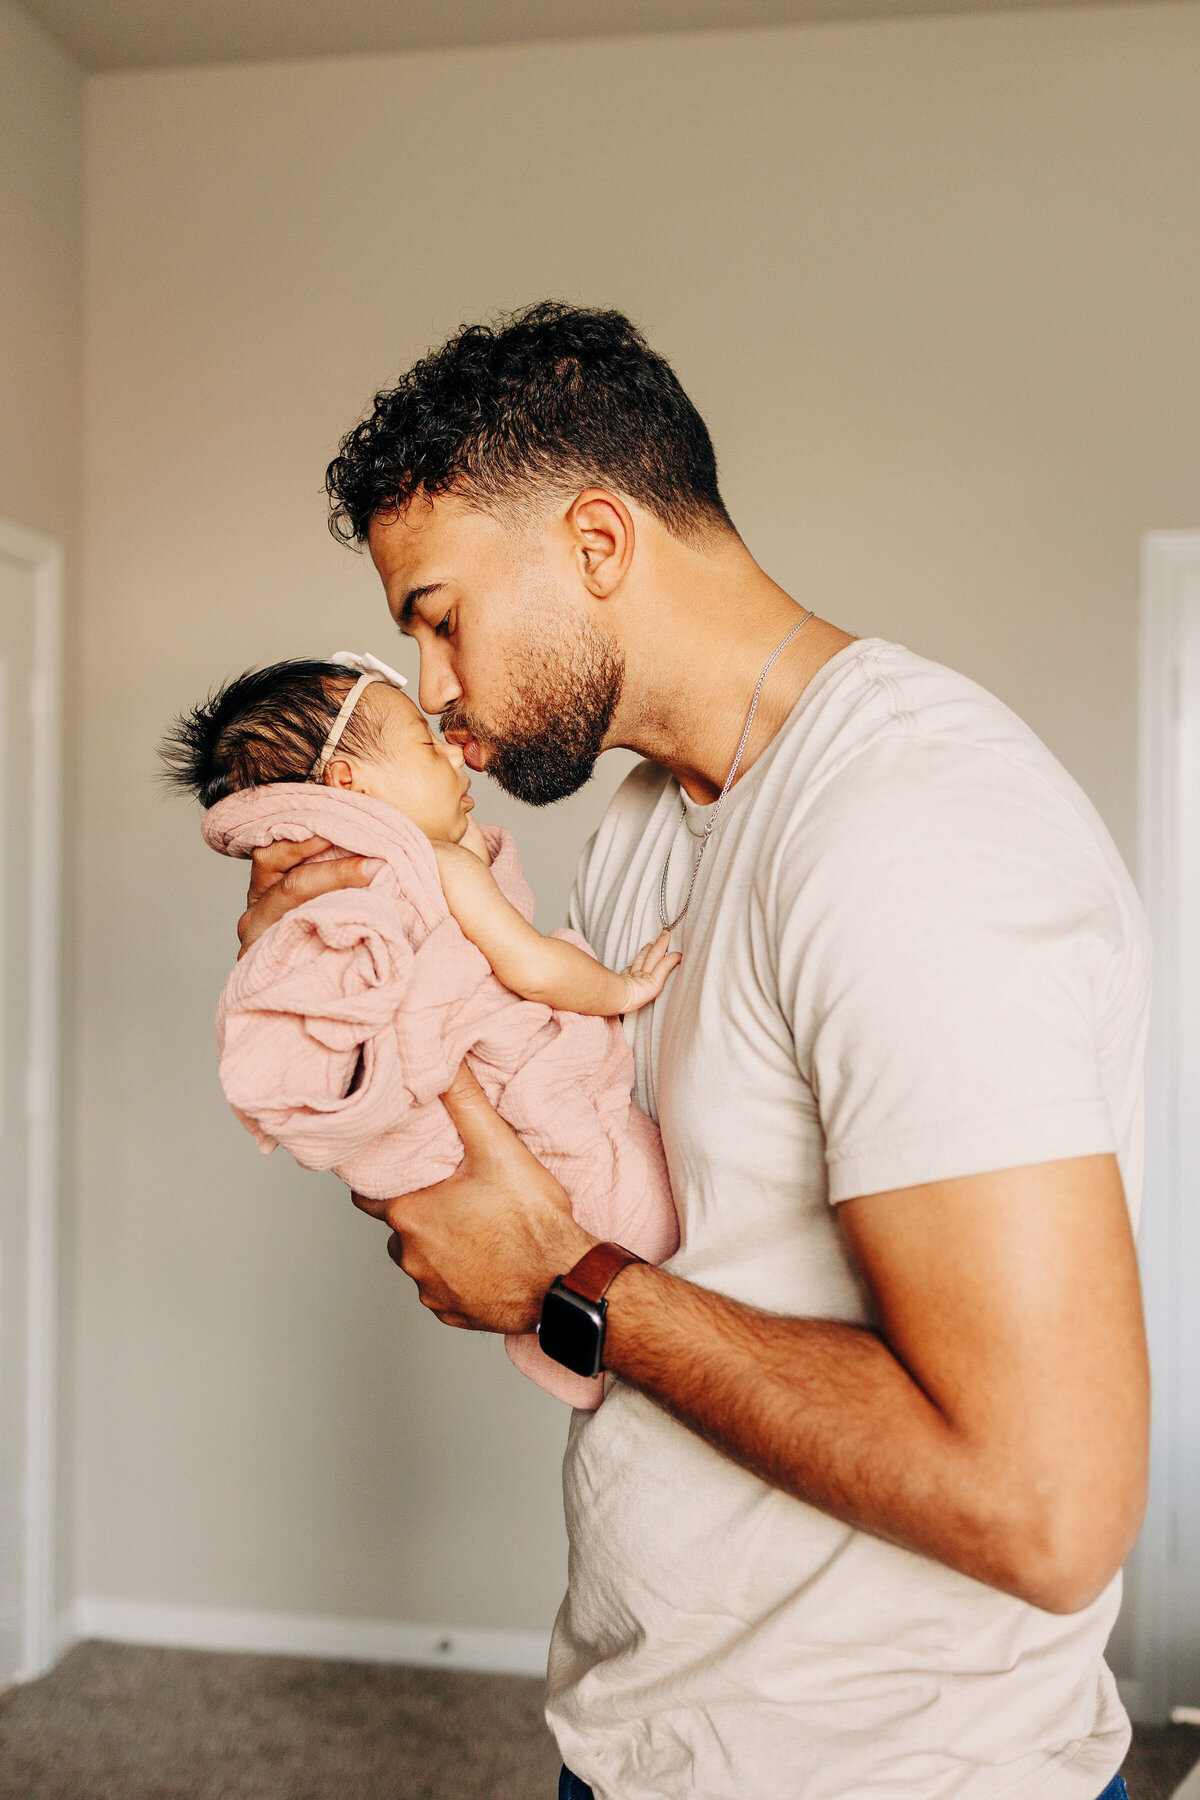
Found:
[160,659,388,809]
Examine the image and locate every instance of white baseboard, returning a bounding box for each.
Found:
[65,1597,550,1679]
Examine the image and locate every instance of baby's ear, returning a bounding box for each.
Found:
[323,757,356,791]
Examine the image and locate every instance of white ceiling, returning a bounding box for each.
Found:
[19,0,1155,72]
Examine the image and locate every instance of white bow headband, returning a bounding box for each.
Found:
[306,650,409,783]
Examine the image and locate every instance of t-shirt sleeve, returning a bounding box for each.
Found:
[771,736,1120,1203]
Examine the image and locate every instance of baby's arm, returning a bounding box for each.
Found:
[431,840,680,1015]
[459,817,493,865]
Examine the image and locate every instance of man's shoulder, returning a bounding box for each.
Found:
[754,640,1143,945]
[769,639,1110,849]
[775,638,1054,780]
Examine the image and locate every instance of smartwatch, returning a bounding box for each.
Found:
[537,1242,647,1378]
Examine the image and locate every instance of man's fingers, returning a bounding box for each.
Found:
[351,1191,389,1220]
[278,854,382,901]
[355,1189,441,1233]
[381,1233,470,1328]
[440,1058,488,1106]
[437,1061,522,1164]
[246,836,331,903]
[237,854,384,957]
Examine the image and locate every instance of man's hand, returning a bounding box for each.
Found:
[352,1060,595,1331]
[236,836,382,958]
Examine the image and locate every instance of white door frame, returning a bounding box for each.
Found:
[0,518,62,1682]
[1133,530,1200,1723]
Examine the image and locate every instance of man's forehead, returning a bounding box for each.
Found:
[366,506,446,634]
[372,495,475,597]
[368,499,448,584]
[369,496,532,633]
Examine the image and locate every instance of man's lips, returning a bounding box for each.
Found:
[446,729,488,772]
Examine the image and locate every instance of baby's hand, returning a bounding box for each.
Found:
[620,931,683,1013]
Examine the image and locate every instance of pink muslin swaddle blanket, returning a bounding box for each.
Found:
[203,784,678,1409]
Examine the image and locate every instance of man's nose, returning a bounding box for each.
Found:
[417,648,461,717]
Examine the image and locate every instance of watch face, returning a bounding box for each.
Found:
[538,1281,606,1379]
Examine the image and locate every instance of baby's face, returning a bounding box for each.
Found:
[324,686,474,842]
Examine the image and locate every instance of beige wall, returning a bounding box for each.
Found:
[0,0,84,1621]
[0,3,82,542]
[79,4,1199,1641]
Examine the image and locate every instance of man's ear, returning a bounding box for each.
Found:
[565,489,635,599]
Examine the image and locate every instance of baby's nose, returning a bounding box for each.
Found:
[444,740,466,770]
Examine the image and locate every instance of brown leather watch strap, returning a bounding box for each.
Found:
[561,1241,647,1305]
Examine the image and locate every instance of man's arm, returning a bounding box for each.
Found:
[357,1068,1149,1616]
[601,1154,1148,1614]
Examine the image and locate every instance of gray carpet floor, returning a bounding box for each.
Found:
[0,1642,561,1800]
[0,1640,1197,1800]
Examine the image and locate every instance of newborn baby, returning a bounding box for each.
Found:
[166,651,679,1015]
[162,652,681,1408]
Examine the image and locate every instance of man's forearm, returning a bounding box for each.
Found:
[600,1260,1101,1612]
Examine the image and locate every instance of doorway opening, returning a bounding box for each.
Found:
[1131,531,1200,1724]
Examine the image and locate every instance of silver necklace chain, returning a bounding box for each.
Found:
[658,609,815,933]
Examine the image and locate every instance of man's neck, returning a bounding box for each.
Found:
[606,534,856,804]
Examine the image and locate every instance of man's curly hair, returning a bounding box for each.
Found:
[325,302,734,547]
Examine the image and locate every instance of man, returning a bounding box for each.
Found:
[240,303,1149,1800]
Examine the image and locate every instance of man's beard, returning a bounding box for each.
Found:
[441,615,625,807]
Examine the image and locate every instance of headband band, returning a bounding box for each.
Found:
[328,650,408,689]
[306,671,381,783]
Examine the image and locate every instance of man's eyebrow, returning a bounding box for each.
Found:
[397,581,447,631]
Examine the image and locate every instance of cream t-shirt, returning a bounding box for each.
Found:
[546,638,1150,1800]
